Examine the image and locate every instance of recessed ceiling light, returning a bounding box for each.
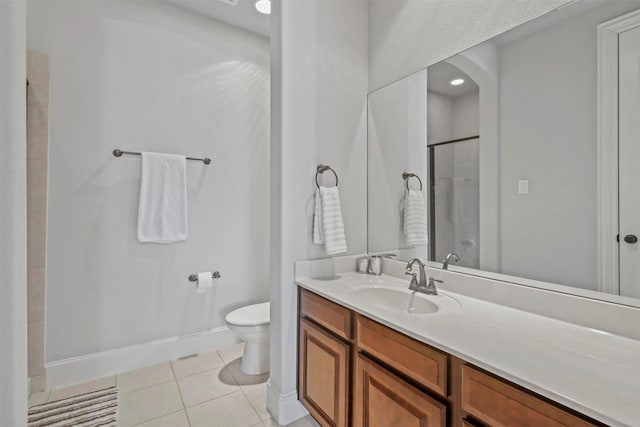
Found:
[450,78,465,86]
[255,0,271,15]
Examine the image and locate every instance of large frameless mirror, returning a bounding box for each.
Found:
[367,0,640,307]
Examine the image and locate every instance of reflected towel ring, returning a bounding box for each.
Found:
[402,172,423,191]
[315,164,339,189]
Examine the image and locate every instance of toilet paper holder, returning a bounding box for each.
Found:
[188,271,221,282]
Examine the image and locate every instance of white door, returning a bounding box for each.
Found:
[618,26,640,298]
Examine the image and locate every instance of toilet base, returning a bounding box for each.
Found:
[241,342,270,375]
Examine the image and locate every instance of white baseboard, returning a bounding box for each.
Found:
[45,326,240,390]
[266,380,309,426]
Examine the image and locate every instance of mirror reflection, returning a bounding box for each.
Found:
[367,0,640,303]
[427,62,479,269]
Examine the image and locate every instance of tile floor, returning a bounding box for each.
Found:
[28,343,320,427]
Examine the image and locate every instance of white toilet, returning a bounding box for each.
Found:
[225,302,270,375]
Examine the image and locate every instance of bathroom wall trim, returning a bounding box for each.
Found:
[596,8,640,295]
[266,380,309,425]
[45,326,239,390]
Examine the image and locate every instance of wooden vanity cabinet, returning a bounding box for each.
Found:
[353,353,446,427]
[299,291,352,427]
[461,365,599,427]
[299,318,350,427]
[298,288,603,427]
[355,314,448,397]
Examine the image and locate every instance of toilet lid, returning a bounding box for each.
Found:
[225,302,270,326]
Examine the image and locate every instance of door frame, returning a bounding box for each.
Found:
[597,8,640,294]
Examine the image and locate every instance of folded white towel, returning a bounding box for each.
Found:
[313,190,324,245]
[137,152,188,243]
[404,188,427,246]
[313,186,347,255]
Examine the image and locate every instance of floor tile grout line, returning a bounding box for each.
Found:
[118,377,176,396]
[171,351,227,379]
[238,385,270,421]
[169,360,192,427]
[183,388,243,411]
[47,376,117,402]
[128,408,186,427]
[235,388,264,426]
[173,363,229,381]
[41,345,244,426]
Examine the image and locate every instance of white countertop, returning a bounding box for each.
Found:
[296,272,640,427]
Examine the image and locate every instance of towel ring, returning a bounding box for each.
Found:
[402,172,423,191]
[315,164,339,189]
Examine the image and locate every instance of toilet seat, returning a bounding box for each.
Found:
[225,302,269,326]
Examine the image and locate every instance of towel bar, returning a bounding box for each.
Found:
[188,271,221,282]
[315,164,339,188]
[113,149,212,165]
[402,172,423,191]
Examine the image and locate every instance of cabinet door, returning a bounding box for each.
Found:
[356,314,448,397]
[353,353,446,427]
[461,365,599,427]
[299,318,349,427]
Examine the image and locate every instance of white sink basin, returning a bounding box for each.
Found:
[354,287,439,315]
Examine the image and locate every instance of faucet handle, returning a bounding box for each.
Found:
[405,270,419,289]
[428,277,443,285]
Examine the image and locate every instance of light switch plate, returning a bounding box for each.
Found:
[518,180,529,194]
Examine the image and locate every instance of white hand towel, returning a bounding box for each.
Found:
[313,186,347,255]
[404,189,427,246]
[137,152,188,243]
[313,189,324,245]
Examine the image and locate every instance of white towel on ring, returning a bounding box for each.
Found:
[404,188,427,246]
[137,152,188,243]
[313,186,347,255]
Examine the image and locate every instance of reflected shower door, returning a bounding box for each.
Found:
[429,137,479,268]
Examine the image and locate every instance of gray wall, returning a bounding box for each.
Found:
[269,0,368,422]
[368,0,572,91]
[368,70,428,257]
[28,0,270,362]
[498,1,640,289]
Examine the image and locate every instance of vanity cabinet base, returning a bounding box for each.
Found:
[298,288,604,427]
[353,353,446,427]
[299,318,350,427]
[461,364,598,427]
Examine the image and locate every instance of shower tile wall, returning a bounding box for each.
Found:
[27,50,50,394]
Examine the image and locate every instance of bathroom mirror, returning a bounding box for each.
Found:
[367,0,640,306]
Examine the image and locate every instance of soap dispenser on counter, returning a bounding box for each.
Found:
[356,255,383,276]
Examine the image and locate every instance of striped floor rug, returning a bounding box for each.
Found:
[28,387,118,427]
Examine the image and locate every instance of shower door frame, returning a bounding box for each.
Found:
[427,135,479,262]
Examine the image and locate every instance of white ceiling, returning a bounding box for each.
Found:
[427,62,478,99]
[164,0,270,38]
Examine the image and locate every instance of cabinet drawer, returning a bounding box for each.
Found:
[461,364,598,427]
[300,289,352,340]
[355,314,447,397]
[353,354,446,427]
[299,318,350,427]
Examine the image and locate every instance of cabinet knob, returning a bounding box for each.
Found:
[624,234,638,244]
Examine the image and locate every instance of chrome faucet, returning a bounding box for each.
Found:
[442,252,460,270]
[405,258,438,295]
